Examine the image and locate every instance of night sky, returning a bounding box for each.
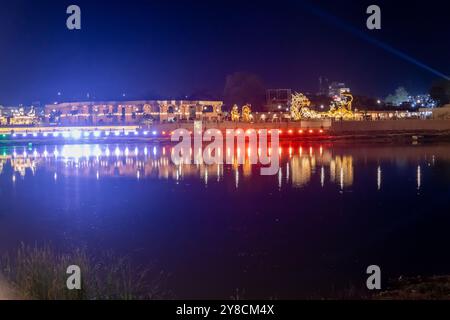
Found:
[0,0,449,105]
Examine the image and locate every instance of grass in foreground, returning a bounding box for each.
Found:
[0,243,172,300]
[376,276,450,300]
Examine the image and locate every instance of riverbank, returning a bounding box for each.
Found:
[0,119,449,145]
[375,276,450,300]
[0,275,19,300]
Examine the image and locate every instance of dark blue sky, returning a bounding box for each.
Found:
[0,0,449,105]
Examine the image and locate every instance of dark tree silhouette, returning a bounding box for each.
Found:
[223,72,265,111]
[430,80,450,106]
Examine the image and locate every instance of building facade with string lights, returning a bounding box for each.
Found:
[44,100,223,125]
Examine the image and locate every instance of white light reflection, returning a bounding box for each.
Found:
[417,165,421,190]
[377,166,382,190]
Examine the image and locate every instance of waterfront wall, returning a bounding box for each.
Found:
[1,119,450,140]
[330,119,450,133]
[149,119,450,134]
[148,120,331,132]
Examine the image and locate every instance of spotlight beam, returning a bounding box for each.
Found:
[302,2,449,80]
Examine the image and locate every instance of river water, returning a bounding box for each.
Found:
[0,141,449,298]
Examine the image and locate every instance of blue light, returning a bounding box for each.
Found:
[43,132,48,137]
[62,131,70,138]
[114,131,120,136]
[94,131,101,138]
[84,132,90,137]
[53,132,59,138]
[152,131,157,135]
[71,130,82,139]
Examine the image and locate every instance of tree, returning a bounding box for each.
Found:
[430,80,450,106]
[385,87,409,106]
[223,72,265,111]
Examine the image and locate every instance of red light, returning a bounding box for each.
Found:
[319,129,323,133]
[162,131,166,135]
[278,130,283,134]
[298,130,303,134]
[309,129,313,134]
[288,129,293,134]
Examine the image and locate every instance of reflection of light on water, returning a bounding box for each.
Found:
[0,144,362,191]
[286,162,290,183]
[321,166,324,187]
[278,168,282,189]
[417,165,421,190]
[330,156,353,189]
[290,156,313,188]
[377,166,382,190]
[94,146,102,158]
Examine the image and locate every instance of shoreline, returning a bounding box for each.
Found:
[1,131,449,146]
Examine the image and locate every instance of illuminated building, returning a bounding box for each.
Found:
[328,82,350,98]
[45,100,223,125]
[266,89,292,112]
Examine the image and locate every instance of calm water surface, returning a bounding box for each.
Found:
[0,142,449,298]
